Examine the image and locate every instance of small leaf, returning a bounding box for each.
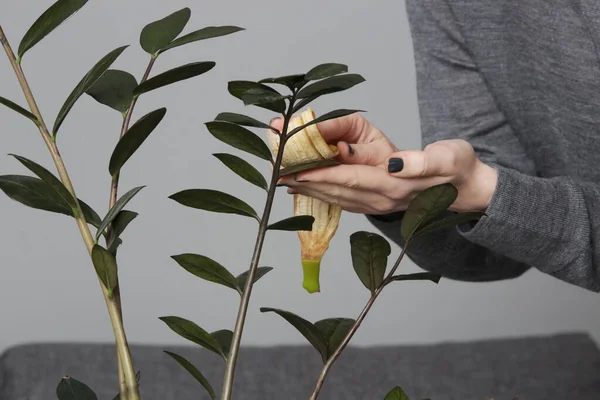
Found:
[140,8,191,55]
[107,237,122,257]
[288,109,364,137]
[305,63,348,81]
[205,121,273,162]
[211,329,233,359]
[79,200,102,228]
[258,74,306,90]
[268,216,314,231]
[159,316,224,358]
[236,266,273,293]
[171,253,241,293]
[95,186,145,241]
[350,231,392,293]
[163,351,215,399]
[400,183,458,240]
[56,375,97,400]
[278,159,339,177]
[260,307,327,360]
[91,244,118,297]
[108,210,138,244]
[412,212,484,238]
[53,45,128,136]
[297,74,365,99]
[214,112,274,130]
[292,95,320,114]
[85,69,138,113]
[227,81,287,113]
[169,189,259,220]
[387,273,441,285]
[18,0,89,60]
[384,386,409,400]
[159,26,245,54]
[133,62,216,96]
[213,153,268,191]
[314,318,355,361]
[0,96,38,125]
[109,108,167,176]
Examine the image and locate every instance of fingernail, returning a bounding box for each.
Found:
[294,174,309,183]
[388,158,404,173]
[347,143,355,155]
[287,188,297,194]
[276,183,288,187]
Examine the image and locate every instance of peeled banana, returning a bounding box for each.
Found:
[267,108,342,293]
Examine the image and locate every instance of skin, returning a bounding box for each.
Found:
[271,113,498,215]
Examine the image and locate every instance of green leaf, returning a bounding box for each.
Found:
[79,200,102,228]
[236,266,273,293]
[267,216,314,231]
[260,307,327,360]
[210,329,233,359]
[292,95,320,114]
[56,375,97,400]
[169,189,259,220]
[412,211,484,238]
[305,63,348,81]
[400,183,458,240]
[213,153,268,191]
[107,210,138,244]
[159,26,245,54]
[278,159,339,177]
[53,45,128,136]
[350,231,391,293]
[91,244,118,297]
[85,69,138,113]
[108,108,167,176]
[0,96,38,125]
[297,74,365,99]
[159,316,225,359]
[288,109,364,137]
[384,386,409,400]
[107,237,122,257]
[214,112,274,130]
[314,318,355,361]
[387,272,441,285]
[133,62,216,96]
[171,253,241,293]
[18,0,88,60]
[95,186,145,241]
[227,81,287,113]
[140,7,191,55]
[205,121,273,162]
[258,74,306,90]
[163,351,215,399]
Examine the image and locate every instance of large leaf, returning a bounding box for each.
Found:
[305,63,348,81]
[412,211,484,238]
[267,216,314,231]
[384,386,409,400]
[169,189,259,220]
[163,351,215,399]
[350,231,391,293]
[0,96,38,125]
[227,81,287,113]
[236,267,273,293]
[214,112,274,130]
[91,244,118,297]
[278,159,339,177]
[400,183,458,240]
[159,26,245,54]
[213,153,268,191]
[205,121,273,162]
[288,109,364,137]
[387,273,441,285]
[18,0,88,60]
[133,62,216,96]
[258,74,306,90]
[95,186,145,241]
[53,45,128,136]
[210,329,233,359]
[85,69,138,113]
[314,318,355,361]
[159,316,225,359]
[171,253,241,293]
[108,108,167,176]
[297,74,365,99]
[56,375,97,400]
[140,8,191,55]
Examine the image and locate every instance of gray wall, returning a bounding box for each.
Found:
[1,0,598,354]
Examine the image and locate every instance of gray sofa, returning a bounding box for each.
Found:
[1,333,599,399]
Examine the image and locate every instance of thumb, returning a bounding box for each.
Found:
[336,139,395,166]
[386,149,442,178]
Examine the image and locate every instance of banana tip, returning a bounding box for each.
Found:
[302,259,321,294]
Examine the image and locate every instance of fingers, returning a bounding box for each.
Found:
[385,141,468,179]
[335,139,397,166]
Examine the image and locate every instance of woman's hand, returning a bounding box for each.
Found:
[271,113,498,215]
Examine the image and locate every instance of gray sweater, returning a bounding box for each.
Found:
[368,0,600,292]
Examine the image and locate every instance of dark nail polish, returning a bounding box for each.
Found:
[276,183,288,187]
[347,143,355,155]
[294,175,309,183]
[388,158,404,173]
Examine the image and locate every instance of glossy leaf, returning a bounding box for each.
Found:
[267,216,314,231]
[205,121,273,162]
[95,186,145,241]
[107,237,122,257]
[258,74,306,90]
[288,109,364,137]
[387,273,441,285]
[350,231,391,293]
[413,211,484,238]
[109,108,166,176]
[213,153,268,191]
[85,69,138,113]
[18,0,88,59]
[400,183,458,240]
[278,159,339,177]
[159,26,245,54]
[305,63,348,81]
[53,45,128,136]
[172,253,241,293]
[211,329,233,359]
[314,318,355,361]
[107,210,138,244]
[140,8,191,54]
[227,81,287,113]
[384,386,409,400]
[169,189,259,220]
[214,112,273,130]
[133,62,215,96]
[0,96,38,125]
[79,200,102,228]
[159,316,225,359]
[236,266,273,293]
[164,351,215,399]
[91,244,118,297]
[292,95,320,114]
[56,375,97,400]
[297,74,365,99]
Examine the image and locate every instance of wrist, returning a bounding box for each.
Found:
[452,160,498,213]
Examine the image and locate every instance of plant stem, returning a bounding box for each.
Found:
[0,26,139,400]
[309,241,411,399]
